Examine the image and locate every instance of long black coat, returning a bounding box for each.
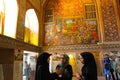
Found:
[57,64,73,80]
[62,64,73,80]
[80,52,97,80]
[35,52,60,80]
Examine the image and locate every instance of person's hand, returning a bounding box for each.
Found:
[75,72,81,79]
[55,68,62,75]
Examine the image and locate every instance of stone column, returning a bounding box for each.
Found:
[0,49,14,80]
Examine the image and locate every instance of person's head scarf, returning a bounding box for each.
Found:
[59,54,70,75]
[35,52,51,80]
[80,52,96,67]
[61,53,69,65]
[36,52,51,66]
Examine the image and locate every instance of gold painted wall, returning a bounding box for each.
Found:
[100,0,120,41]
[44,0,99,46]
[43,0,120,76]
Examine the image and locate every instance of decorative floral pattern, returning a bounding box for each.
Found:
[101,0,119,41]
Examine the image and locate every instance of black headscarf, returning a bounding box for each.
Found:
[80,52,97,80]
[36,52,51,66]
[35,52,51,80]
[80,52,96,67]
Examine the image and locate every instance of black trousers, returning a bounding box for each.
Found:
[110,69,115,80]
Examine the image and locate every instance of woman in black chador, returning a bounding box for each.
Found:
[76,52,98,80]
[35,52,61,80]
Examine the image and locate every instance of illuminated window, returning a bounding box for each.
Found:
[0,0,18,38]
[24,9,39,46]
[0,0,5,34]
[85,4,96,19]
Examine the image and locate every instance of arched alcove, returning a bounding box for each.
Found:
[24,9,39,46]
[0,0,18,38]
[0,0,4,34]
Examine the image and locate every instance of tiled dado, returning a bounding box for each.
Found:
[0,64,14,80]
[43,44,120,51]
[13,61,23,80]
[0,35,41,52]
[0,63,23,80]
[0,64,4,80]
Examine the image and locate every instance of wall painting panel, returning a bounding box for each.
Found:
[44,0,99,46]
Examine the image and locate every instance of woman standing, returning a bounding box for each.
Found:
[57,54,73,80]
[35,52,61,80]
[76,52,97,80]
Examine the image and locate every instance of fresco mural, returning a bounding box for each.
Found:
[54,0,84,17]
[44,0,99,46]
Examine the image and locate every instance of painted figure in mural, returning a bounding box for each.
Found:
[75,52,97,80]
[72,20,78,32]
[56,54,73,80]
[35,52,62,80]
[93,30,98,42]
[62,20,67,33]
[54,35,59,45]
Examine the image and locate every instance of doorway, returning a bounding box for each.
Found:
[23,50,38,80]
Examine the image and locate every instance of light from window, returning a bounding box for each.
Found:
[3,0,18,38]
[25,9,39,46]
[0,0,4,34]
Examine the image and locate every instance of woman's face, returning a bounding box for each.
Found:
[60,55,66,64]
[47,57,50,63]
[79,55,84,64]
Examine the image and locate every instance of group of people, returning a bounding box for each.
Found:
[35,51,98,80]
[103,53,120,80]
